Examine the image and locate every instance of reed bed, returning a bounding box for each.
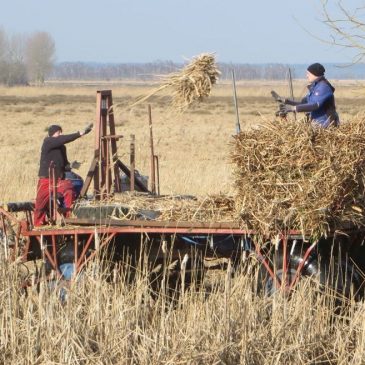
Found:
[130,53,220,111]
[231,117,365,236]
[1,244,365,364]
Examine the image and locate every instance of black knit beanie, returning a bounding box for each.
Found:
[48,124,62,136]
[307,63,325,77]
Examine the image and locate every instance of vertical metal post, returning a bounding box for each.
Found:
[0,214,8,260]
[231,69,241,134]
[130,135,135,191]
[288,68,296,121]
[94,91,102,199]
[154,155,160,195]
[52,167,57,222]
[106,139,110,195]
[148,105,156,194]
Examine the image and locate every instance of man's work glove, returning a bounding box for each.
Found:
[65,161,81,171]
[80,123,93,136]
[70,160,81,169]
[271,90,285,103]
[279,104,296,114]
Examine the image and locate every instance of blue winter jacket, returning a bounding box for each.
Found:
[297,77,339,127]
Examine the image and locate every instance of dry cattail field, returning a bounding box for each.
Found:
[2,80,365,364]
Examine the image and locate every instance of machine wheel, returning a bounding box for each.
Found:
[257,246,319,296]
[257,244,362,300]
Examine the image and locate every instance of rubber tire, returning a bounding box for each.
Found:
[257,246,362,299]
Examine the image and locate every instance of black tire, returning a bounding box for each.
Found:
[257,243,362,300]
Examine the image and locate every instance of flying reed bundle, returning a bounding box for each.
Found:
[131,53,220,111]
[231,117,365,236]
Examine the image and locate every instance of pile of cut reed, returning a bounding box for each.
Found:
[111,192,236,222]
[131,53,220,111]
[231,117,365,236]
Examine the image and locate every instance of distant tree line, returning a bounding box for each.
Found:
[50,62,292,81]
[50,62,365,81]
[0,27,55,86]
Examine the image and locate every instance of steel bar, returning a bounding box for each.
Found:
[106,138,110,195]
[73,233,78,277]
[154,155,160,195]
[27,225,253,236]
[289,240,318,290]
[106,93,122,193]
[52,170,57,222]
[100,96,108,198]
[35,235,58,272]
[0,214,8,259]
[130,134,135,191]
[78,232,116,272]
[0,207,21,225]
[48,165,53,221]
[80,157,98,198]
[51,234,58,270]
[231,69,241,134]
[281,234,288,288]
[254,241,282,289]
[148,105,156,194]
[288,68,296,121]
[116,159,149,193]
[76,233,94,271]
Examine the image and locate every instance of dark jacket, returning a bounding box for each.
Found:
[287,77,339,127]
[38,132,81,179]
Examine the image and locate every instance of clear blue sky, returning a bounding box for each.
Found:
[1,0,363,64]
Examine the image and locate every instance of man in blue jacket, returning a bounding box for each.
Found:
[275,63,339,127]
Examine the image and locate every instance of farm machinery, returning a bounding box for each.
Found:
[1,90,365,298]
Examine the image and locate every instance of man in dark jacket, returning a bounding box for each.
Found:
[34,123,92,226]
[274,63,339,127]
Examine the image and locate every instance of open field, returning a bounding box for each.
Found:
[1,80,365,202]
[2,81,365,364]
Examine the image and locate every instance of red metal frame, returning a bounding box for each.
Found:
[0,202,320,289]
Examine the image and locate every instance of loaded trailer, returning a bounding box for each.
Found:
[1,89,365,298]
[1,199,365,298]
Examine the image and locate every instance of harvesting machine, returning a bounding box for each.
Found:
[1,90,365,297]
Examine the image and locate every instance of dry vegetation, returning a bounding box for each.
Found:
[2,80,365,363]
[232,116,365,236]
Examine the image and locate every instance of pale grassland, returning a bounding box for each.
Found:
[2,81,365,364]
[1,80,365,202]
[2,248,365,365]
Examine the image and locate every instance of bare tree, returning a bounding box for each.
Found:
[321,0,365,63]
[6,33,27,85]
[25,31,55,84]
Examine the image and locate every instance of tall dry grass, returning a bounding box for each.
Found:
[2,82,365,364]
[1,244,365,364]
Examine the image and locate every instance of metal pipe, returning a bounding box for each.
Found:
[148,105,156,194]
[154,155,160,195]
[231,69,241,134]
[130,134,135,191]
[52,166,57,222]
[0,214,8,260]
[288,68,296,121]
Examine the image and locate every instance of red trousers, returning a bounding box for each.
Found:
[34,178,75,226]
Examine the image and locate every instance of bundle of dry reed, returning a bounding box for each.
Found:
[231,117,365,236]
[110,192,236,222]
[131,53,220,111]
